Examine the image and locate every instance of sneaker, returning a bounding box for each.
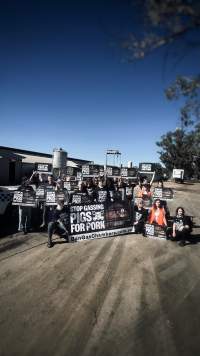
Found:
[47,242,53,248]
[178,240,185,247]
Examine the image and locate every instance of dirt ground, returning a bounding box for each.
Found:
[0,182,200,356]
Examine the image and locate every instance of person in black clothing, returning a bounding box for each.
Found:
[47,200,70,248]
[39,174,56,228]
[70,181,90,204]
[95,178,111,203]
[133,200,148,234]
[168,207,193,246]
[18,177,35,234]
[86,179,96,203]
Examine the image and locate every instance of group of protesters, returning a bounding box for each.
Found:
[15,171,193,248]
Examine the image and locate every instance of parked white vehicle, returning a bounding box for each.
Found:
[0,186,19,215]
[172,169,184,182]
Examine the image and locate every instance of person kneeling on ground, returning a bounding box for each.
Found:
[47,200,70,248]
[170,207,193,247]
[133,200,148,234]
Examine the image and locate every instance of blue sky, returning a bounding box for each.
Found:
[0,0,199,165]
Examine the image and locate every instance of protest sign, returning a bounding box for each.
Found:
[45,189,69,205]
[35,163,52,174]
[144,223,166,238]
[153,188,174,200]
[69,201,133,241]
[106,166,121,177]
[82,164,104,177]
[12,190,36,207]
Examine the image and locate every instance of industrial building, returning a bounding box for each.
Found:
[0,146,91,185]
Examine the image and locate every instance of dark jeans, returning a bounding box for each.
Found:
[166,227,191,242]
[47,220,68,245]
[18,206,32,231]
[134,221,144,234]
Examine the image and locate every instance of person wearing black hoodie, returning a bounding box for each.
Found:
[133,200,148,234]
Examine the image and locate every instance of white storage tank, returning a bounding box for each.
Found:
[127,161,133,168]
[52,148,67,169]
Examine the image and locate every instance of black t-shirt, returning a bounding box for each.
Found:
[173,215,193,232]
[96,187,110,203]
[86,187,96,202]
[133,206,148,223]
[49,207,69,223]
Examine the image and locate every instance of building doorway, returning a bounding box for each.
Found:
[9,161,15,184]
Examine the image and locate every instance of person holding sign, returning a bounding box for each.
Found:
[133,200,148,234]
[171,207,193,246]
[17,177,35,234]
[95,178,111,204]
[39,174,56,228]
[47,200,70,248]
[148,199,167,227]
[55,179,69,204]
[137,184,152,199]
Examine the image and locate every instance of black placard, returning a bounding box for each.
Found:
[139,163,154,172]
[82,164,104,176]
[35,163,52,174]
[45,189,69,205]
[106,166,121,177]
[66,166,75,176]
[144,223,166,238]
[153,188,173,200]
[12,190,36,207]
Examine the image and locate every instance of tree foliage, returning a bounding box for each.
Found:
[156,125,200,177]
[165,75,200,126]
[122,0,200,126]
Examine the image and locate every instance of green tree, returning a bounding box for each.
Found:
[156,128,195,177]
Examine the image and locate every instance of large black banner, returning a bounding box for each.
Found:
[69,201,133,241]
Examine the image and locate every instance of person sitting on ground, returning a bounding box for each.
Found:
[148,199,167,227]
[169,207,193,246]
[47,200,70,248]
[153,180,170,219]
[133,200,148,234]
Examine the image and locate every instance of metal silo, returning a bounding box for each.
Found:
[52,148,67,177]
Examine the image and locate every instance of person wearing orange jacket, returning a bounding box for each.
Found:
[148,199,167,226]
